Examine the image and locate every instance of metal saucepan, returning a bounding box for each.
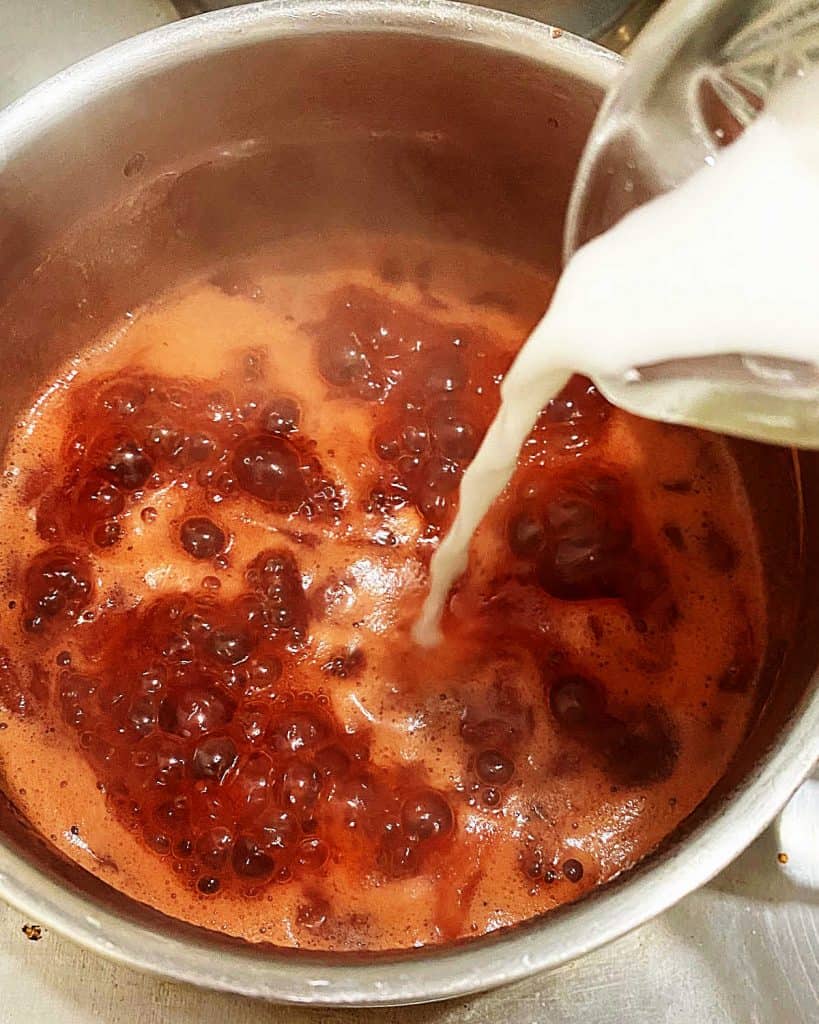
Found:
[0,0,816,1006]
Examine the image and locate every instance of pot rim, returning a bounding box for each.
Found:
[0,0,816,1007]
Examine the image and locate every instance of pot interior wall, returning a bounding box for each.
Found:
[0,28,602,435]
[0,22,814,971]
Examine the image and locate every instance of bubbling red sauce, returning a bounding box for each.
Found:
[0,236,767,951]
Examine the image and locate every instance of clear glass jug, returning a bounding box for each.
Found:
[565,0,819,447]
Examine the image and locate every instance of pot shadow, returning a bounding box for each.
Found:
[705,779,819,908]
[706,828,818,907]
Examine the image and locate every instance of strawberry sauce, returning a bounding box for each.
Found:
[0,236,767,950]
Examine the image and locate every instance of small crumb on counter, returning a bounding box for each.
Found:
[21,923,43,941]
[777,852,789,865]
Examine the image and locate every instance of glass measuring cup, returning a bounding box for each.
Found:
[564,0,819,447]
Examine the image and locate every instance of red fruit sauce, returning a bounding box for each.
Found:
[0,238,768,950]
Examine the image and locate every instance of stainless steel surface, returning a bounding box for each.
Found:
[0,0,817,1012]
[170,0,662,47]
[0,0,176,108]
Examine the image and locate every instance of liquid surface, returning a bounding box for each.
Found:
[420,69,819,633]
[0,235,767,951]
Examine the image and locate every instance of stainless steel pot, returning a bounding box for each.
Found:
[0,0,816,1006]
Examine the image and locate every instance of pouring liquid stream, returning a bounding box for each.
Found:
[415,68,819,645]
